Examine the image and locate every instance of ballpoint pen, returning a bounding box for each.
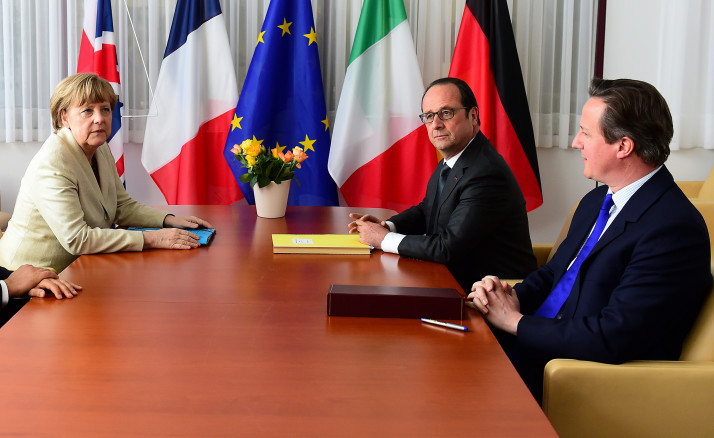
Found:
[420,318,468,332]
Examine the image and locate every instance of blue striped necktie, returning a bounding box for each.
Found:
[534,194,615,318]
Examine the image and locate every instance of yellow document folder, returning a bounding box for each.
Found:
[272,234,372,255]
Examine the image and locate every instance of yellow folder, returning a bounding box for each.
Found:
[271,234,372,255]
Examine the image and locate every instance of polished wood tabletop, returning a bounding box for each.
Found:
[0,205,556,436]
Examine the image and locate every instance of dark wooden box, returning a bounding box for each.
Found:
[327,284,464,320]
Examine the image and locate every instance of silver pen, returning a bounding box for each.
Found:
[420,318,468,332]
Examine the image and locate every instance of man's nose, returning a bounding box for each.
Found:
[431,116,445,129]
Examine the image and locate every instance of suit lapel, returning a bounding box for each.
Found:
[588,166,673,260]
[426,160,443,233]
[95,147,116,206]
[564,167,675,316]
[438,164,463,208]
[57,128,113,216]
[435,134,482,212]
[550,191,603,286]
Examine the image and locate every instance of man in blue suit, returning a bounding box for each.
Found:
[468,78,712,401]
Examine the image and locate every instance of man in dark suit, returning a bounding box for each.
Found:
[349,78,536,292]
[1,264,81,325]
[468,78,712,401]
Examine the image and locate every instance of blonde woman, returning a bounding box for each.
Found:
[0,73,212,273]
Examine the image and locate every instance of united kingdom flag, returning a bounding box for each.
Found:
[77,0,125,182]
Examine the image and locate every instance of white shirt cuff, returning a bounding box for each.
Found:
[385,221,397,232]
[0,280,8,308]
[381,231,406,254]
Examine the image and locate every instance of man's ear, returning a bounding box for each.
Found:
[470,107,479,127]
[616,137,635,159]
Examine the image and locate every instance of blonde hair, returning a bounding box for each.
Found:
[49,73,118,131]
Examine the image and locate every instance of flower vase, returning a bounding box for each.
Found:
[253,180,291,218]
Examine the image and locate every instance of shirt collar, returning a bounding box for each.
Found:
[609,165,663,212]
[443,135,475,168]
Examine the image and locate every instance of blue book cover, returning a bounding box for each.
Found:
[128,227,216,246]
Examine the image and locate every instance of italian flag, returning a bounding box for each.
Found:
[328,0,436,212]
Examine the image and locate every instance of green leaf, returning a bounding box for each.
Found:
[258,175,271,188]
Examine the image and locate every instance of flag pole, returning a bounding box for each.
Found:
[120,0,156,118]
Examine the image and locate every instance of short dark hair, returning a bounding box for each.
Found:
[589,78,672,167]
[423,77,480,125]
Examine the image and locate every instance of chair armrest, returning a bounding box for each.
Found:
[677,180,704,198]
[501,243,553,287]
[543,359,714,438]
[532,244,553,268]
[503,279,522,287]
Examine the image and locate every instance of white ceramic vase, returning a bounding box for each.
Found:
[253,180,290,218]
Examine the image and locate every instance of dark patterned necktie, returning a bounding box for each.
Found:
[437,163,450,197]
[429,163,451,234]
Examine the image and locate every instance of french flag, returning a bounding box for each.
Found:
[141,0,241,205]
[77,0,125,181]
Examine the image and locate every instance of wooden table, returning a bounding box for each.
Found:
[0,206,556,436]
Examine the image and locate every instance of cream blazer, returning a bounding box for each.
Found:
[0,128,167,272]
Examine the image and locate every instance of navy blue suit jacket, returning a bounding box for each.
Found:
[515,166,711,370]
[390,132,536,292]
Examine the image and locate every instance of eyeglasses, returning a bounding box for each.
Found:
[418,107,468,124]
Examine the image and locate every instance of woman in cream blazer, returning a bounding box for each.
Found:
[0,73,211,273]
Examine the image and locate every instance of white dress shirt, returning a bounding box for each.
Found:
[381,138,474,254]
[1,280,8,307]
[566,166,662,269]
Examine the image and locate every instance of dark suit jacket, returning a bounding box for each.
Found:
[0,266,11,309]
[512,166,712,398]
[389,132,536,291]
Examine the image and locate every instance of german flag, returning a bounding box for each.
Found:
[449,0,543,211]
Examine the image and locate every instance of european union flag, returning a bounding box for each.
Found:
[223,0,338,206]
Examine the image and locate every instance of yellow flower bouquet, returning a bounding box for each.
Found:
[230,137,308,188]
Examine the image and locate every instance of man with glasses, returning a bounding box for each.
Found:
[349,77,536,292]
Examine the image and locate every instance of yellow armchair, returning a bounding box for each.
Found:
[542,275,714,438]
[525,197,714,437]
[677,166,714,200]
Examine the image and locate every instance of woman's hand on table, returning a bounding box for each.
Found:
[143,228,201,250]
[163,215,213,229]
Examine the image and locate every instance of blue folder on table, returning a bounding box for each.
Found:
[128,227,216,246]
